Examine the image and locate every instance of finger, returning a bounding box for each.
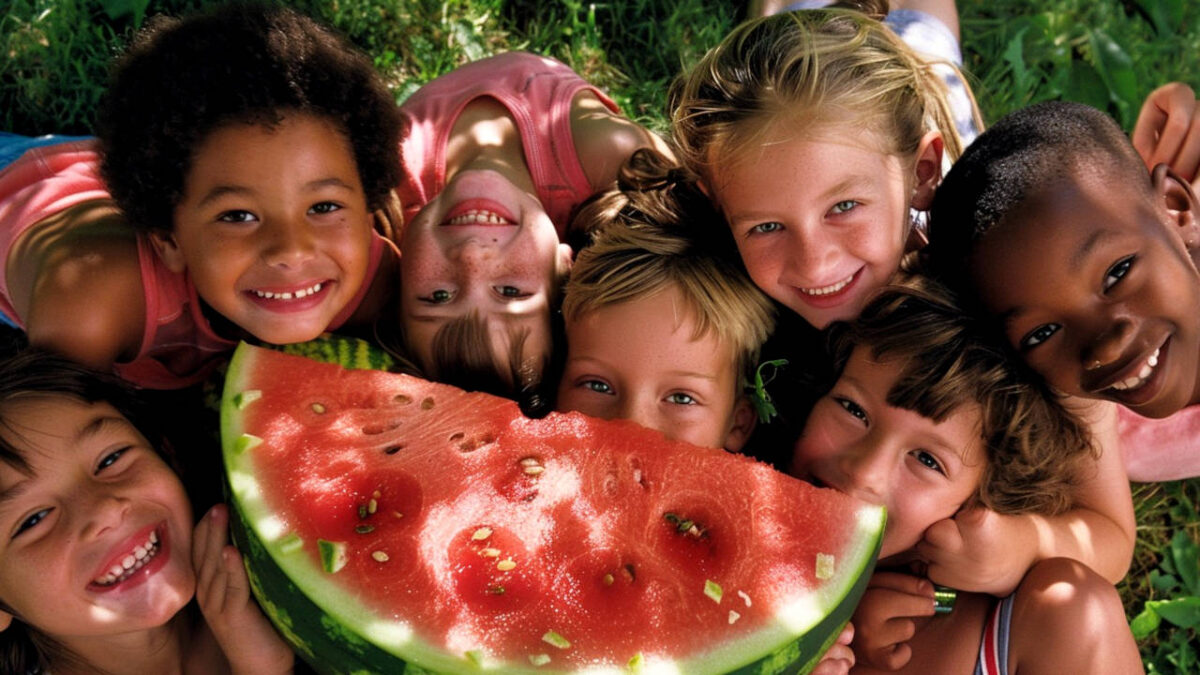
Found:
[920,517,963,552]
[1172,114,1200,183]
[222,545,251,604]
[867,571,934,596]
[879,642,913,671]
[197,506,230,597]
[810,656,852,675]
[192,510,211,571]
[1133,83,1195,168]
[835,622,854,646]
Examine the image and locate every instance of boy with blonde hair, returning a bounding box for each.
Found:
[556,150,775,451]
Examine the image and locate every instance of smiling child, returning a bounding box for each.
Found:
[0,4,401,387]
[0,346,291,674]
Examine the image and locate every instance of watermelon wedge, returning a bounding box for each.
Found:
[221,341,884,674]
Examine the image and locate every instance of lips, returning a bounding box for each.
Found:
[1091,337,1171,407]
[791,268,863,310]
[243,279,334,313]
[88,523,170,593]
[442,199,516,226]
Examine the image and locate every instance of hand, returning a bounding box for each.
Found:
[850,572,936,671]
[1132,82,1200,188]
[916,507,1037,596]
[193,503,294,675]
[810,623,855,675]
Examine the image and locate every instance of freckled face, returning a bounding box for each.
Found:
[789,349,986,559]
[970,171,1200,418]
[712,130,917,329]
[0,398,194,642]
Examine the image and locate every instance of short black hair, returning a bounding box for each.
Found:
[925,100,1146,283]
[97,3,402,232]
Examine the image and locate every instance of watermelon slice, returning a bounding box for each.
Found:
[221,341,884,674]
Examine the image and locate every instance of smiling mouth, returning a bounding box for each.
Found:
[1106,347,1161,393]
[445,209,513,226]
[797,271,857,297]
[93,529,160,587]
[250,281,325,301]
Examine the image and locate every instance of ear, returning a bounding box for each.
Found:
[723,396,757,453]
[0,608,12,632]
[556,243,575,277]
[148,230,187,273]
[1151,163,1200,253]
[909,131,945,211]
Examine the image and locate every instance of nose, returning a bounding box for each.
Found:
[261,217,317,269]
[617,394,662,438]
[80,490,131,541]
[1082,314,1136,370]
[782,226,840,285]
[449,238,497,271]
[835,440,890,504]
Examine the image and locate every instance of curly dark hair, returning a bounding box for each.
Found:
[96,3,403,233]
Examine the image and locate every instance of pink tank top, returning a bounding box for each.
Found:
[1,141,390,388]
[396,52,620,233]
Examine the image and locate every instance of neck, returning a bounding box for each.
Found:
[52,614,188,675]
[443,98,536,196]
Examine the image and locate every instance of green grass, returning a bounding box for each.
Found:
[4,0,1200,670]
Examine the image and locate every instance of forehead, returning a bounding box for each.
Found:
[0,398,134,475]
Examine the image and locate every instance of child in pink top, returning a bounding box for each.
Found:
[0,4,402,388]
[390,51,670,407]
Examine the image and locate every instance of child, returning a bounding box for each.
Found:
[0,346,292,673]
[925,100,1200,479]
[0,4,402,388]
[390,51,671,405]
[788,276,1142,673]
[555,149,775,451]
[669,6,969,330]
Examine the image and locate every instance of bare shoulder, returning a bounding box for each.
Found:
[569,90,675,190]
[20,204,147,369]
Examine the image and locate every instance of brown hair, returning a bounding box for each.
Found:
[828,271,1095,515]
[669,7,977,186]
[565,149,776,386]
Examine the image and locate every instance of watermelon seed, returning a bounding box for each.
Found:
[728,610,741,625]
[480,548,500,558]
[385,444,405,455]
[663,512,707,539]
[497,558,517,571]
[368,499,378,515]
[362,421,400,435]
[372,490,381,499]
[449,432,465,442]
[602,573,614,586]
[357,505,368,520]
[520,457,544,476]
[355,525,375,534]
[310,402,326,414]
[523,466,544,476]
[486,585,506,595]
[393,511,404,519]
[472,527,493,541]
[541,630,571,650]
[738,590,752,607]
[372,550,389,562]
[421,397,435,410]
[393,393,412,405]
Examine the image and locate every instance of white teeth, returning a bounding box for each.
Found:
[446,209,509,226]
[252,281,323,300]
[799,274,855,297]
[93,531,161,587]
[1109,348,1161,392]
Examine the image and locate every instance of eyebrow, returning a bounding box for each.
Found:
[1070,229,1116,272]
[0,415,130,508]
[196,177,357,209]
[727,175,873,222]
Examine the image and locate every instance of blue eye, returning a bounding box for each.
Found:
[1103,256,1134,291]
[217,210,256,223]
[830,200,858,215]
[494,286,527,298]
[912,450,944,474]
[1020,323,1061,350]
[666,393,696,405]
[14,508,50,537]
[751,222,783,235]
[835,397,868,424]
[582,380,613,395]
[309,202,342,215]
[97,448,129,473]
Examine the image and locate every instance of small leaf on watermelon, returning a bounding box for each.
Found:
[705,579,724,604]
[748,359,788,423]
[278,533,303,554]
[318,539,347,574]
[528,653,551,666]
[627,652,644,671]
[542,630,572,650]
[234,434,263,454]
[816,553,835,580]
[233,389,262,410]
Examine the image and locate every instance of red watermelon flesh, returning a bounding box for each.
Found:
[222,342,883,672]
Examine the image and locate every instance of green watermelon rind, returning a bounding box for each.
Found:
[222,342,885,674]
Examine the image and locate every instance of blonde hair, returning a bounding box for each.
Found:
[669,8,978,183]
[828,271,1095,515]
[565,149,776,385]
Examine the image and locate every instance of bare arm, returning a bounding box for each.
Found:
[569,91,675,194]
